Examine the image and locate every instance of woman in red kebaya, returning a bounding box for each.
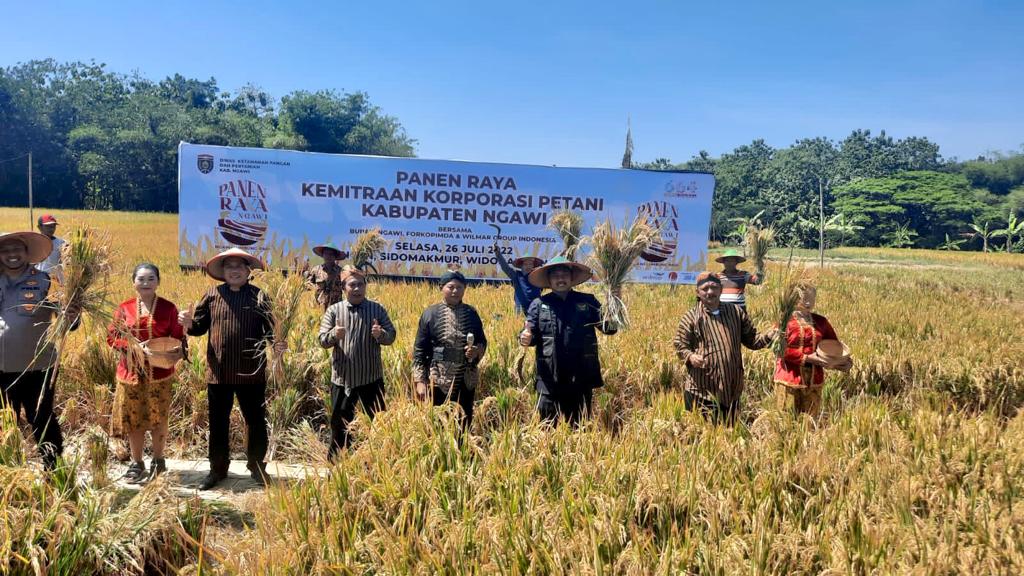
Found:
[107,263,186,483]
[774,282,852,417]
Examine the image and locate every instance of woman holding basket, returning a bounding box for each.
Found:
[774,282,853,417]
[107,263,186,483]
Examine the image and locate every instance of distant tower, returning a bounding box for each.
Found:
[621,117,634,169]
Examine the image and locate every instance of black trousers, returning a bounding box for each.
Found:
[207,383,268,476]
[329,379,386,459]
[433,384,475,433]
[1,370,63,467]
[684,391,738,425]
[537,388,593,427]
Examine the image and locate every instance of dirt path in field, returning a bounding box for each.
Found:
[783,255,1001,271]
[104,458,326,505]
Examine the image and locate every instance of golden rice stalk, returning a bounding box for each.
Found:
[106,314,152,384]
[85,425,111,488]
[549,210,585,261]
[253,267,308,386]
[0,403,25,466]
[772,264,806,358]
[47,225,115,341]
[585,215,661,329]
[44,225,115,394]
[350,227,388,273]
[746,224,775,273]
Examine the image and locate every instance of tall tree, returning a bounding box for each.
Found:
[768,137,839,262]
[837,129,899,180]
[279,90,414,156]
[712,139,775,237]
[0,60,416,211]
[834,171,986,248]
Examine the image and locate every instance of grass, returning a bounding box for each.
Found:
[1,207,1023,573]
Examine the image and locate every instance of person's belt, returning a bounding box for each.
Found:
[433,346,464,363]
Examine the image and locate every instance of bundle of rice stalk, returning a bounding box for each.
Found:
[746,224,775,273]
[350,227,387,274]
[585,215,661,329]
[85,425,111,488]
[549,210,585,261]
[0,404,25,466]
[106,315,151,384]
[772,265,806,358]
[45,225,115,390]
[253,267,308,386]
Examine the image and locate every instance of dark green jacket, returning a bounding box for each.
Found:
[525,290,617,396]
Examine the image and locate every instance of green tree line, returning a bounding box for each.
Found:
[636,132,1024,252]
[0,60,415,212]
[3,60,1022,251]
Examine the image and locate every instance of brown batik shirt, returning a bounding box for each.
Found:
[187,283,274,386]
[306,263,345,310]
[672,303,773,407]
[412,302,487,394]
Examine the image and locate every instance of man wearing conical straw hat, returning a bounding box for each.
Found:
[673,272,776,424]
[492,241,544,315]
[0,231,79,470]
[715,249,764,310]
[306,241,349,311]
[519,256,617,426]
[178,247,286,490]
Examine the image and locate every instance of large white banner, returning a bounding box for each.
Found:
[178,143,715,284]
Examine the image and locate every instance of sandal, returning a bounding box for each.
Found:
[123,461,147,484]
[149,458,167,480]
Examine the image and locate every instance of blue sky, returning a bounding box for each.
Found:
[3,0,1022,167]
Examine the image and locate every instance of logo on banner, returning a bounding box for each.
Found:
[638,201,680,263]
[216,179,268,246]
[197,154,214,174]
[664,180,698,198]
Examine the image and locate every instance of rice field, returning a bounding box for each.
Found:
[2,207,1023,575]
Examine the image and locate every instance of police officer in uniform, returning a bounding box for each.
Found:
[0,231,78,469]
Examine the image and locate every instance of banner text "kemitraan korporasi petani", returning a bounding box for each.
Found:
[300,183,604,211]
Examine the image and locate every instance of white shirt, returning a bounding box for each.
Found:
[35,236,64,279]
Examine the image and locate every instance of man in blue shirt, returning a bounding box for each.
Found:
[492,242,544,315]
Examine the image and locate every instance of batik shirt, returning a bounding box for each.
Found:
[187,283,274,386]
[673,303,773,407]
[306,263,345,310]
[413,302,487,393]
[317,298,396,393]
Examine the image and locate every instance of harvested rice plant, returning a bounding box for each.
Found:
[1,208,1023,574]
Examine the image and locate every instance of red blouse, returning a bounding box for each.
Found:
[107,296,185,383]
[773,313,838,388]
